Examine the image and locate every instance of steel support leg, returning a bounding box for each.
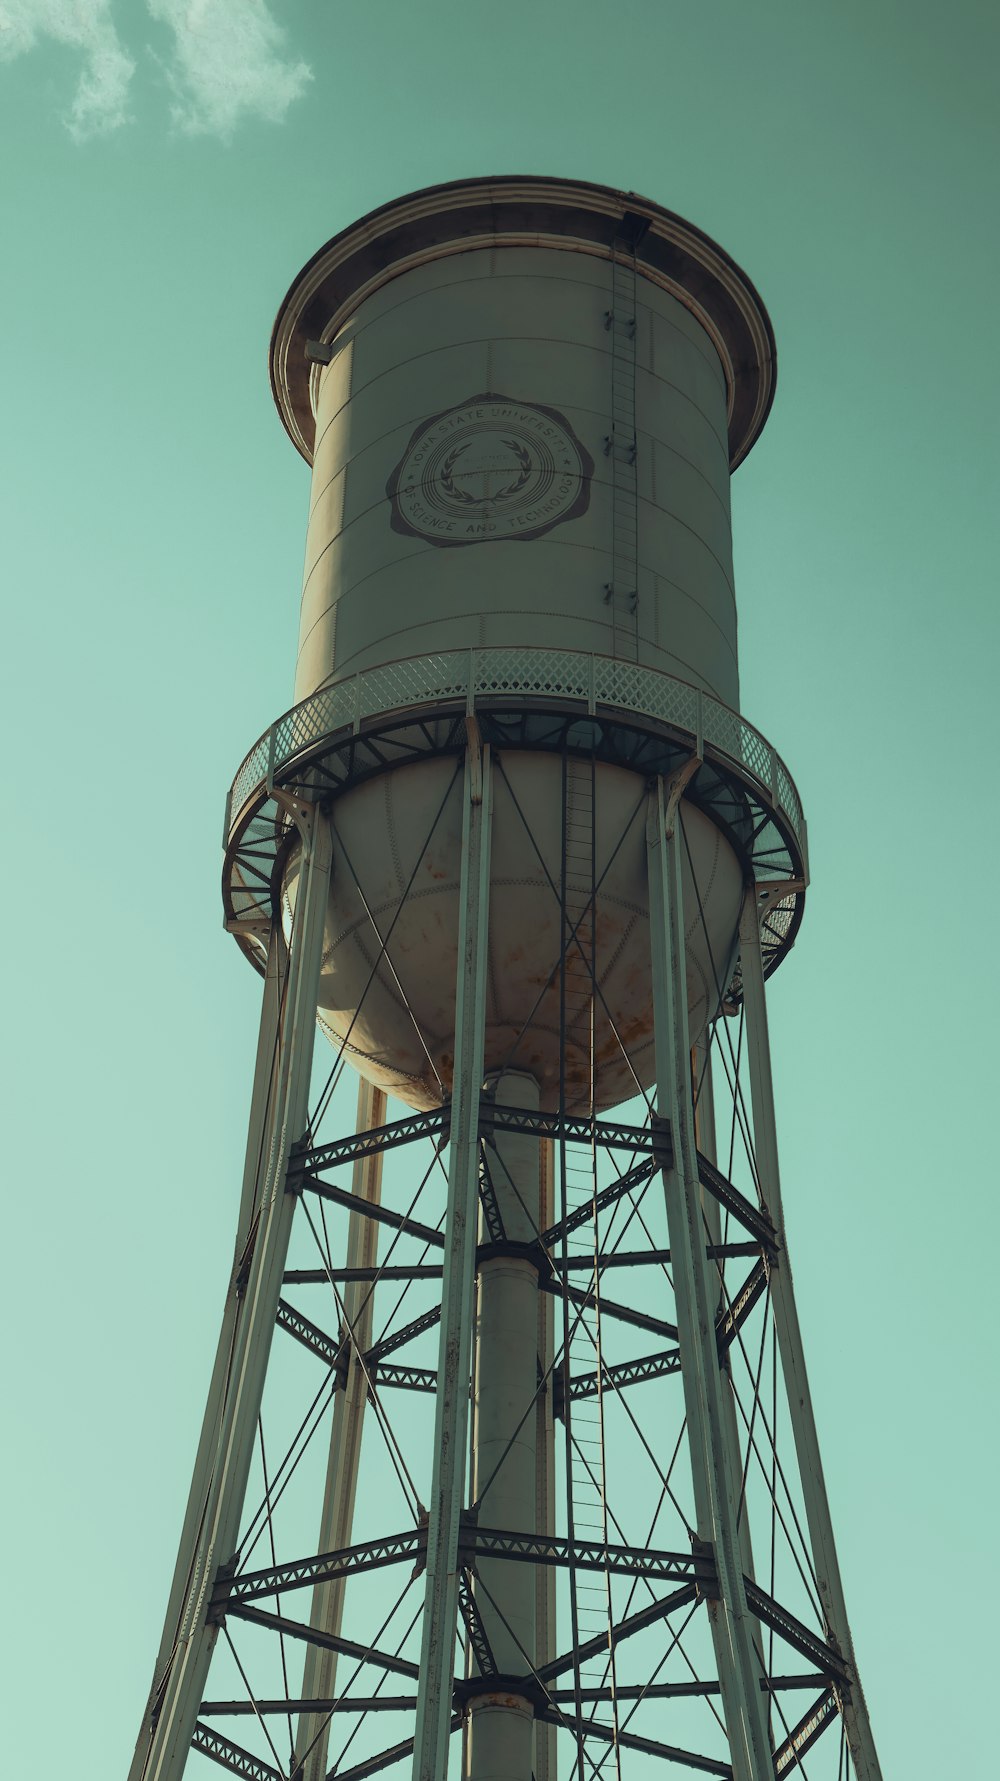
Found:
[738,890,883,1781]
[129,923,289,1781]
[534,1138,557,1781]
[412,735,493,1781]
[130,800,333,1781]
[295,1075,388,1781]
[647,780,773,1781]
[694,1036,758,1585]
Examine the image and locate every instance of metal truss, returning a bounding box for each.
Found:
[132,733,879,1781]
[300,1109,450,1176]
[772,1691,838,1774]
[456,1571,498,1679]
[192,1723,283,1781]
[216,1529,426,1610]
[289,1103,774,1255]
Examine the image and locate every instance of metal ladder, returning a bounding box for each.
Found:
[561,756,596,1063]
[604,236,640,662]
[563,1135,616,1724]
[560,758,621,1762]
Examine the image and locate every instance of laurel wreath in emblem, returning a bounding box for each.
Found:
[387,394,593,547]
[439,438,533,505]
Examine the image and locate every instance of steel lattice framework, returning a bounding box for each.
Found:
[129,684,881,1781]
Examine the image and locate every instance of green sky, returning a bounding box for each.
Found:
[1,2,996,1773]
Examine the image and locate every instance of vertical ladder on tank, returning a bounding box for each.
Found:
[561,755,595,1061]
[563,1136,621,1756]
[560,756,621,1766]
[604,228,642,663]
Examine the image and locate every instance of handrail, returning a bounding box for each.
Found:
[226,646,805,865]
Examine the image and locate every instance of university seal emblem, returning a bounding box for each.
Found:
[386,393,593,547]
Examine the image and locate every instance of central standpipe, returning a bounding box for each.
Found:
[468,1071,544,1780]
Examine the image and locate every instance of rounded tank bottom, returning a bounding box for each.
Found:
[283,751,743,1113]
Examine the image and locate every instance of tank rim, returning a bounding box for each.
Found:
[268,174,776,472]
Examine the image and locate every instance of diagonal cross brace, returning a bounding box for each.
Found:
[773,1689,838,1773]
[744,1580,853,1686]
[226,1601,420,1680]
[191,1723,282,1781]
[457,1567,498,1678]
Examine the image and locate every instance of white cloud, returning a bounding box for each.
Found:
[0,0,135,139]
[147,0,311,137]
[0,0,311,141]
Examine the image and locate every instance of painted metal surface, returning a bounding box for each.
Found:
[227,647,806,866]
[467,1069,544,1780]
[412,737,493,1781]
[269,178,775,473]
[131,802,333,1780]
[295,242,738,710]
[533,1137,557,1781]
[695,1035,759,1590]
[284,751,742,1113]
[129,178,884,1781]
[294,1076,387,1781]
[647,776,773,1781]
[128,924,289,1781]
[738,891,883,1781]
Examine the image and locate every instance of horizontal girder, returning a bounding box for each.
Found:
[289,1100,777,1257]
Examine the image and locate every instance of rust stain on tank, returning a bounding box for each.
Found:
[468,1690,534,1714]
[601,1007,654,1054]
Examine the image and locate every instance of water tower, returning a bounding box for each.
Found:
[130,178,882,1781]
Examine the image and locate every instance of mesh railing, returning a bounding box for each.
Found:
[230,735,272,817]
[228,647,806,864]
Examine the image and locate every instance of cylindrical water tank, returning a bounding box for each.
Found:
[273,179,775,1112]
[295,247,737,706]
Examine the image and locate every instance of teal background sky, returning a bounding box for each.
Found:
[1,1,997,1772]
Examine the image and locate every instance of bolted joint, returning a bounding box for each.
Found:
[475,1237,553,1280]
[284,1136,311,1197]
[409,1507,430,1579]
[551,1366,566,1422]
[689,1534,720,1603]
[650,1112,674,1172]
[206,1556,237,1626]
[335,1336,354,1394]
[454,1673,549,1716]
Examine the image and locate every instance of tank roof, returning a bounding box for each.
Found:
[269,175,776,469]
